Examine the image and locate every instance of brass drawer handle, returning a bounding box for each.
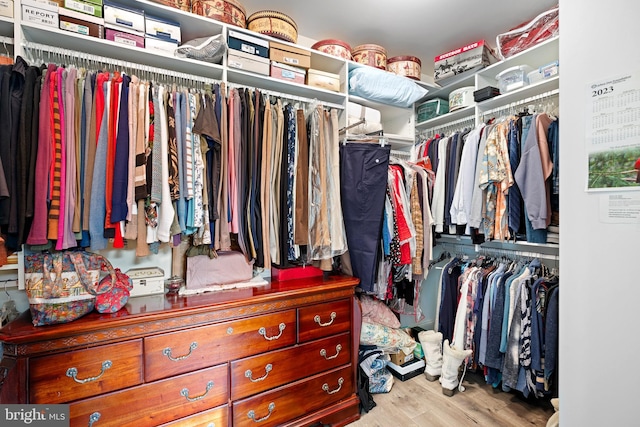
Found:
[258,323,286,341]
[66,360,112,384]
[314,311,337,327]
[322,377,344,395]
[245,363,273,382]
[88,412,101,426]
[320,344,342,360]
[247,402,275,423]
[163,342,198,361]
[181,380,214,402]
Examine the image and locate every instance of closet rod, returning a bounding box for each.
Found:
[22,41,221,86]
[419,114,475,136]
[226,82,344,110]
[480,88,560,118]
[437,240,559,261]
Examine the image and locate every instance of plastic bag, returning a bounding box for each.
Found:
[175,34,226,64]
[496,5,559,60]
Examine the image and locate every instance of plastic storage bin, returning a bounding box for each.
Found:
[495,65,533,93]
[527,60,559,84]
[417,98,449,121]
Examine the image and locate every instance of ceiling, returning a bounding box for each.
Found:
[239,0,559,79]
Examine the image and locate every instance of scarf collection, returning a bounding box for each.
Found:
[0,55,346,271]
[436,253,559,398]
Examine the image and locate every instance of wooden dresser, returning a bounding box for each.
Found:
[0,275,361,427]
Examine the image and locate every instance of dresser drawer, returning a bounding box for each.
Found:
[29,340,143,403]
[160,404,228,427]
[144,309,297,382]
[230,332,351,400]
[298,299,351,342]
[232,365,353,427]
[70,364,228,427]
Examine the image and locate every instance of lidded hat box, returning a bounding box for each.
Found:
[311,39,352,60]
[387,55,422,80]
[449,86,475,111]
[191,0,247,27]
[247,10,298,43]
[352,44,387,70]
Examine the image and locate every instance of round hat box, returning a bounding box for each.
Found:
[311,39,352,60]
[191,0,247,28]
[387,55,422,80]
[449,86,475,111]
[352,44,387,70]
[247,10,298,43]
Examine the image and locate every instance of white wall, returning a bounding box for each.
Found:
[560,1,640,425]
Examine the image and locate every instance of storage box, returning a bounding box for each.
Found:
[63,0,103,17]
[389,350,414,366]
[417,98,449,122]
[59,7,104,37]
[22,0,59,28]
[271,265,324,281]
[126,267,165,297]
[527,60,559,85]
[448,86,475,111]
[387,358,426,381]
[145,14,181,43]
[307,69,341,92]
[473,86,500,102]
[434,39,499,86]
[228,29,269,58]
[496,65,533,94]
[269,41,310,69]
[145,34,178,54]
[103,0,144,32]
[270,60,306,84]
[105,25,144,48]
[227,49,269,75]
[0,0,14,18]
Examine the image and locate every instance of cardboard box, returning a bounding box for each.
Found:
[434,39,499,86]
[59,7,104,37]
[145,34,178,54]
[228,29,269,58]
[22,0,59,28]
[270,40,310,69]
[64,0,103,18]
[105,25,144,48]
[387,358,426,381]
[389,350,414,366]
[126,267,165,297]
[103,0,144,32]
[228,49,269,75]
[270,60,306,84]
[0,0,14,18]
[145,14,181,43]
[307,69,340,92]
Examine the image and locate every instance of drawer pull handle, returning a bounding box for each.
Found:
[322,377,344,395]
[180,380,214,402]
[258,323,286,341]
[88,412,101,427]
[245,363,273,382]
[247,402,275,423]
[320,344,342,360]
[66,360,112,384]
[314,311,337,327]
[163,342,198,361]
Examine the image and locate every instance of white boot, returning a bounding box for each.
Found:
[439,339,472,396]
[418,330,443,381]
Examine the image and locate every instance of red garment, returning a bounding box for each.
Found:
[390,165,412,265]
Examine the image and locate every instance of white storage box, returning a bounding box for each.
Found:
[145,34,179,54]
[126,267,165,297]
[527,60,559,85]
[145,14,181,43]
[103,0,145,32]
[22,0,59,28]
[448,86,475,111]
[496,65,533,94]
[0,0,13,18]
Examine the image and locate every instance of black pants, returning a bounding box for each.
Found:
[339,143,390,292]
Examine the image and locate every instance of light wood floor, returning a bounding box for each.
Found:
[346,370,554,427]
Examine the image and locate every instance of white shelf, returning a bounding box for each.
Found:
[21,23,225,80]
[422,73,476,101]
[415,105,475,131]
[477,76,559,113]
